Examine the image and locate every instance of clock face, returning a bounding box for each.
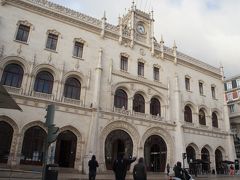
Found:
[137,24,145,34]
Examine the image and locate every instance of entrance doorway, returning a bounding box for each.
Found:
[201,147,210,173]
[215,149,223,174]
[55,130,77,168]
[0,121,13,163]
[105,130,133,170]
[20,126,46,165]
[144,135,167,172]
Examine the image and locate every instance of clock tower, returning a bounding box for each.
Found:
[120,1,154,48]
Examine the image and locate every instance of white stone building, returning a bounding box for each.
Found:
[0,0,236,173]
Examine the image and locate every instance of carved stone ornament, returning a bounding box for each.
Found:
[17,45,22,55]
[139,48,146,56]
[47,29,61,37]
[0,45,4,57]
[153,64,160,68]
[138,58,146,64]
[74,37,85,44]
[17,20,34,30]
[120,52,129,58]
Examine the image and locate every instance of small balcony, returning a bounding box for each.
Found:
[3,85,22,95]
[32,91,53,100]
[62,97,83,106]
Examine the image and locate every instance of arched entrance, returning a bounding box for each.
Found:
[55,130,77,168]
[144,135,167,172]
[215,149,223,174]
[20,126,46,165]
[0,121,13,163]
[105,130,133,170]
[201,147,210,173]
[186,146,196,162]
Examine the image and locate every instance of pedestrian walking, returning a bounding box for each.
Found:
[167,163,170,176]
[133,157,147,180]
[229,164,234,176]
[112,152,136,180]
[88,155,99,180]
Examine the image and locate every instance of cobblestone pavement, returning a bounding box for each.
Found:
[0,168,240,180]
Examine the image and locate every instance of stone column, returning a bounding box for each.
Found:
[173,75,185,164]
[84,48,103,173]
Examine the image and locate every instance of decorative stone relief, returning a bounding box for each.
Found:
[74,37,85,44]
[17,20,34,30]
[0,45,4,57]
[17,45,22,55]
[139,48,146,56]
[47,29,62,38]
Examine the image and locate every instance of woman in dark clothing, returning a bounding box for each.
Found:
[133,157,147,180]
[88,155,99,180]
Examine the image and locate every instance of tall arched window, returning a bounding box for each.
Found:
[114,89,128,109]
[184,105,192,123]
[64,77,81,99]
[34,71,54,94]
[212,112,218,128]
[1,63,23,88]
[150,98,161,116]
[199,108,206,125]
[21,126,46,165]
[133,94,145,113]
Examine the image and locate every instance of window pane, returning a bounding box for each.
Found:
[16,25,30,42]
[154,67,159,81]
[1,64,23,87]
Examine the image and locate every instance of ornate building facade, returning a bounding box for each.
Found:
[224,75,240,158]
[0,0,236,173]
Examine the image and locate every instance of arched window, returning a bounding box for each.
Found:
[34,71,54,94]
[64,77,81,99]
[133,94,145,113]
[150,98,161,116]
[212,112,218,128]
[184,105,192,123]
[186,146,196,163]
[20,126,46,165]
[199,108,206,125]
[1,63,23,88]
[114,89,128,109]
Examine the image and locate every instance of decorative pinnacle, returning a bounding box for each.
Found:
[131,0,135,10]
[173,40,177,49]
[102,11,107,20]
[160,34,164,43]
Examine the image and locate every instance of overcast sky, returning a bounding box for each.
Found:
[51,0,240,78]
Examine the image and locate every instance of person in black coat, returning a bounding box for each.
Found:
[133,157,147,180]
[173,161,184,179]
[88,155,99,180]
[112,153,136,180]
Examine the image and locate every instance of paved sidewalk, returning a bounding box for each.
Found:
[1,168,240,180]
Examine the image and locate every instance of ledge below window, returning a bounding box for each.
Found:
[44,48,58,53]
[14,39,29,45]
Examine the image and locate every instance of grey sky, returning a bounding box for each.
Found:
[51,0,240,78]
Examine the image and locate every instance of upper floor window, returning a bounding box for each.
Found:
[199,81,204,95]
[73,41,84,58]
[212,112,218,128]
[120,56,128,71]
[150,98,161,116]
[133,94,145,113]
[226,82,232,91]
[153,67,159,81]
[16,24,30,42]
[46,33,58,51]
[114,89,128,109]
[64,77,81,100]
[138,62,144,77]
[227,93,233,101]
[34,71,54,94]
[185,77,190,91]
[199,108,206,125]
[1,63,23,88]
[184,105,192,123]
[229,104,235,113]
[237,79,240,88]
[211,86,216,99]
